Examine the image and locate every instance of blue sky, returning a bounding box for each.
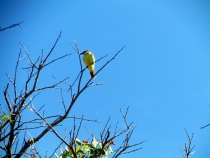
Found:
[0,1,210,157]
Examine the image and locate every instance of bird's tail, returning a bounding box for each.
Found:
[90,71,96,78]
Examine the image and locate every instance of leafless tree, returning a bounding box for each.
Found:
[0,32,145,158]
[180,128,195,158]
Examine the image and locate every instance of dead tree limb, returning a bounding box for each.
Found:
[0,21,24,32]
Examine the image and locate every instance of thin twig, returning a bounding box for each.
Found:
[201,123,210,129]
[0,21,24,32]
[42,32,62,64]
[49,141,64,158]
[180,128,195,158]
[43,53,71,68]
[31,107,70,148]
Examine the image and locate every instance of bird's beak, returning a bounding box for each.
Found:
[80,51,85,55]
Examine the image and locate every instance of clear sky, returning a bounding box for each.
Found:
[0,1,210,158]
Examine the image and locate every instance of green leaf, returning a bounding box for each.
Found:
[1,114,10,121]
[98,142,102,149]
[61,152,68,158]
[75,138,83,146]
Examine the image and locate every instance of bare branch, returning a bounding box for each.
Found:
[42,31,62,64]
[35,77,69,91]
[88,82,107,87]
[180,128,195,158]
[59,88,67,113]
[75,115,83,140]
[12,50,21,109]
[49,141,64,158]
[100,116,111,141]
[201,123,210,129]
[31,107,70,148]
[19,41,36,68]
[95,46,125,77]
[3,83,12,112]
[5,74,14,84]
[0,21,24,32]
[43,53,71,68]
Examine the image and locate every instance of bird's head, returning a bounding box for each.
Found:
[80,50,89,55]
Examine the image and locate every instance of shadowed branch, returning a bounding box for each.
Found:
[0,21,24,32]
